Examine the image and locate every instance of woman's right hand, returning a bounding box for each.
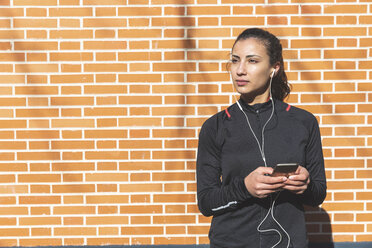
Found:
[244,167,287,198]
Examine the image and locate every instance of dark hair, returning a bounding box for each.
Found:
[232,28,290,101]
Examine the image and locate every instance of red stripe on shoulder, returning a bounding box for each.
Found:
[286,104,291,112]
[225,108,231,118]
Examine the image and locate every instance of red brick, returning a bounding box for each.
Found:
[51,74,94,84]
[87,238,129,246]
[85,151,128,160]
[256,5,298,14]
[18,174,61,183]
[153,194,195,203]
[153,172,195,181]
[53,206,95,215]
[84,41,126,50]
[325,159,364,169]
[84,63,127,72]
[0,217,16,225]
[130,216,150,225]
[18,152,60,161]
[291,39,334,48]
[52,162,94,171]
[153,215,195,224]
[86,173,128,182]
[322,115,364,125]
[165,204,185,213]
[327,181,364,190]
[188,225,209,235]
[188,28,230,38]
[64,237,85,246]
[14,0,57,5]
[324,4,367,13]
[122,226,163,235]
[120,205,162,214]
[54,227,96,236]
[119,29,162,38]
[0,207,28,215]
[30,227,52,236]
[86,195,128,204]
[187,73,229,82]
[19,217,61,226]
[188,6,229,15]
[324,27,366,36]
[83,0,126,5]
[86,216,128,225]
[120,183,162,192]
[0,197,16,205]
[0,228,29,236]
[52,119,95,128]
[154,237,196,245]
[291,16,333,25]
[0,152,14,161]
[14,19,57,28]
[152,0,194,3]
[49,7,93,16]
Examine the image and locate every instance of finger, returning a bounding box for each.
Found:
[255,189,281,198]
[284,179,306,186]
[288,174,308,181]
[256,182,286,191]
[297,166,309,176]
[256,166,274,175]
[282,185,307,192]
[262,175,287,184]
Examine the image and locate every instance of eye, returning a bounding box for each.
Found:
[248,59,258,63]
[230,59,238,64]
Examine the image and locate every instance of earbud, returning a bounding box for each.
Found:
[269,70,275,100]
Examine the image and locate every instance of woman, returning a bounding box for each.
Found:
[196,28,327,248]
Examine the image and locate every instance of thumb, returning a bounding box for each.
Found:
[256,166,274,175]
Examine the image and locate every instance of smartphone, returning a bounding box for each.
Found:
[271,163,299,177]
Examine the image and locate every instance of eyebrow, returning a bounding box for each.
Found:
[231,54,262,59]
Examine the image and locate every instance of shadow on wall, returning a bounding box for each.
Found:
[306,207,334,248]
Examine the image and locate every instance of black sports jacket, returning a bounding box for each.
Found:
[197,98,327,248]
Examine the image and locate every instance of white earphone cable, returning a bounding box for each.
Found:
[235,70,275,167]
[235,71,291,248]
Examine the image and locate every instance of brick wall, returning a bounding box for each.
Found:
[0,0,371,246]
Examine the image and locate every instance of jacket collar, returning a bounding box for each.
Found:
[238,97,274,113]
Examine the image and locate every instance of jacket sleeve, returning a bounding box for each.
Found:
[298,115,327,206]
[196,117,252,217]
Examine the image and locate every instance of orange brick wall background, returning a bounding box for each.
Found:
[0,0,371,246]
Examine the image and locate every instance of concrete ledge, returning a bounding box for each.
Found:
[310,243,372,248]
[5,243,372,248]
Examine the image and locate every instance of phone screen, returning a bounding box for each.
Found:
[271,163,299,177]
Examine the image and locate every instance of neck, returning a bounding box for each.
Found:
[241,91,270,105]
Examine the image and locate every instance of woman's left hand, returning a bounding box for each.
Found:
[282,166,310,194]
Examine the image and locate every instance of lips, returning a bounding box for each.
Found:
[236,80,249,86]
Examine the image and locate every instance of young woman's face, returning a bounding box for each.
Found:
[230,38,274,104]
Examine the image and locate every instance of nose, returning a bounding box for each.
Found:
[236,61,247,75]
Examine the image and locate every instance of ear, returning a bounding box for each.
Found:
[271,62,281,77]
[226,61,231,72]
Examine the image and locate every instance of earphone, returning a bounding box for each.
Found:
[235,69,291,248]
[235,68,276,166]
[271,69,275,78]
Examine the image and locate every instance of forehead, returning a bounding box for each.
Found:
[232,38,268,57]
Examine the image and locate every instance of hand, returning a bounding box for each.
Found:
[244,167,287,198]
[282,166,310,194]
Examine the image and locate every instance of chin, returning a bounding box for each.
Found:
[235,87,255,95]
